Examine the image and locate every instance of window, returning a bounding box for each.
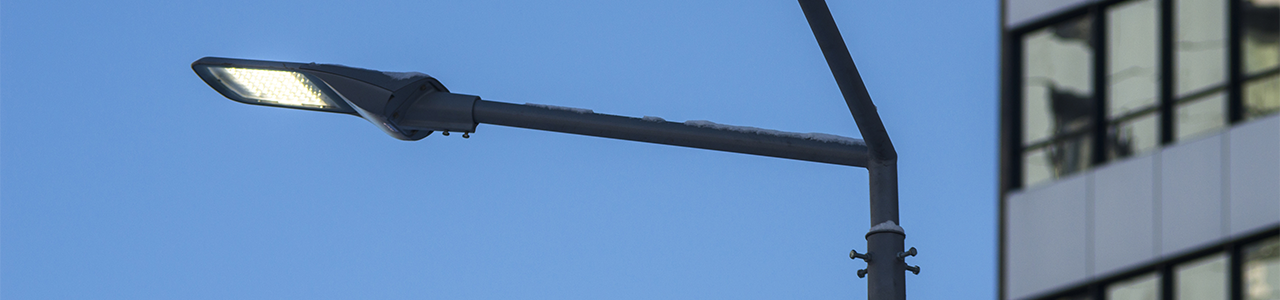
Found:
[1175,253,1229,300]
[1010,0,1280,188]
[1173,0,1228,96]
[1021,14,1095,187]
[1241,0,1280,120]
[1244,237,1280,300]
[1175,93,1227,140]
[1107,273,1160,300]
[1106,0,1161,159]
[1173,0,1229,141]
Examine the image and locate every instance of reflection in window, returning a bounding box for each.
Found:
[1176,93,1226,141]
[1175,0,1227,96]
[1022,135,1093,185]
[1242,0,1279,76]
[1244,237,1280,300]
[1022,14,1094,186]
[1023,147,1052,187]
[1108,272,1160,300]
[1242,0,1280,121]
[1245,74,1280,119]
[1107,0,1160,159]
[1175,254,1228,300]
[1109,113,1160,158]
[1108,0,1160,116]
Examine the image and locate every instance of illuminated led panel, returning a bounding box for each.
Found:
[212,67,333,108]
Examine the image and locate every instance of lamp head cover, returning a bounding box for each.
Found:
[192,56,451,140]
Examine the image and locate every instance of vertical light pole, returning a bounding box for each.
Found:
[798,1,911,300]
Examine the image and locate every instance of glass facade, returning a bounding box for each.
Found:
[1013,0,1280,188]
[1174,92,1227,141]
[1241,0,1279,76]
[1245,237,1280,300]
[1175,254,1229,300]
[1242,0,1280,120]
[1016,234,1279,300]
[1003,0,1280,299]
[1021,14,1096,186]
[1171,0,1229,141]
[1107,273,1160,300]
[1245,74,1280,118]
[1173,0,1227,97]
[1106,0,1161,158]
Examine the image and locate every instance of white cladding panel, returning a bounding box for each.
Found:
[1006,121,1280,298]
[1005,0,1094,28]
[1091,155,1156,276]
[1160,135,1226,256]
[1006,175,1089,299]
[1229,116,1280,236]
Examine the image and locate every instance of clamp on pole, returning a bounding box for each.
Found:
[897,247,920,275]
[850,249,871,278]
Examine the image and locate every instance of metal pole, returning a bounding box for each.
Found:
[796,1,905,300]
[468,99,871,168]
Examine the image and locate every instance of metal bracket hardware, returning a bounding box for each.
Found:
[896,247,916,260]
[850,249,871,278]
[897,247,920,275]
[850,249,871,262]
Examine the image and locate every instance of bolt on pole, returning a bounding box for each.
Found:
[796,1,909,300]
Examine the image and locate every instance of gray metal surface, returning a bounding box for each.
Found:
[797,0,896,162]
[395,91,480,134]
[469,100,870,167]
[797,1,906,299]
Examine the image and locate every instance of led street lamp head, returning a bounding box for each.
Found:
[192,57,478,141]
[210,67,337,109]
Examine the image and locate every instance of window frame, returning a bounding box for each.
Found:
[1005,0,1275,190]
[999,0,1279,299]
[1023,228,1279,300]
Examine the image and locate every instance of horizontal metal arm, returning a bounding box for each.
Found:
[470,100,869,167]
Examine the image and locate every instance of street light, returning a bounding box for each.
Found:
[193,57,476,141]
[192,56,872,167]
[192,1,912,299]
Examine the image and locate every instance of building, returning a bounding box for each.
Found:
[998,0,1280,299]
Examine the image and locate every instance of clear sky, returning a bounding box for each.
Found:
[1,0,998,299]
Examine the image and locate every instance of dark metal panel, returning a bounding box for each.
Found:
[1229,242,1244,300]
[1160,0,1175,144]
[1093,5,1110,166]
[1228,0,1244,124]
[1161,262,1174,300]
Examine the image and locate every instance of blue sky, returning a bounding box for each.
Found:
[2,0,998,298]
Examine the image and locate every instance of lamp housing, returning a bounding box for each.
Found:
[192,57,478,140]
